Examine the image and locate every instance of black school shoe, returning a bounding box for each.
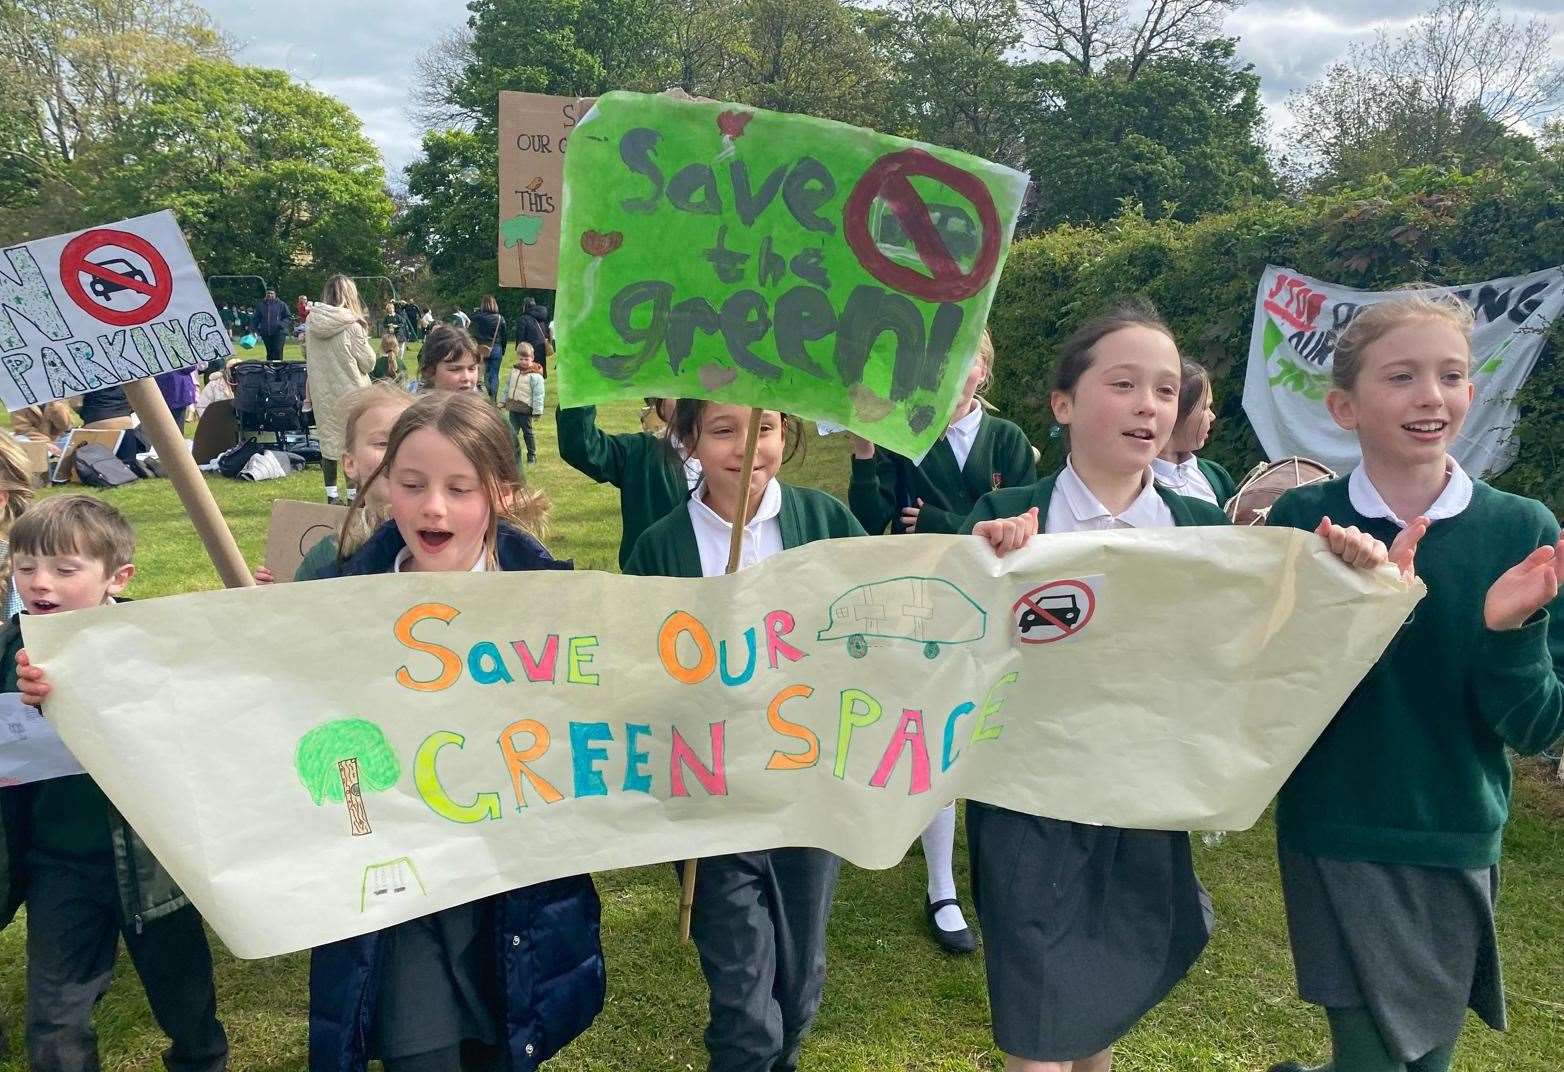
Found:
[926,896,977,955]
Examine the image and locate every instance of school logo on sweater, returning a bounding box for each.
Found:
[992,472,1003,490]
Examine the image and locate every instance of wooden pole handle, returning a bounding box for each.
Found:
[123,377,254,589]
[680,407,763,943]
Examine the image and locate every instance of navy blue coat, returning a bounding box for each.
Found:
[307,521,605,1072]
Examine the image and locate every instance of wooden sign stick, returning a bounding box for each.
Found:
[679,405,763,943]
[123,377,255,589]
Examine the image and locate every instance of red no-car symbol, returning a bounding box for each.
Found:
[842,148,1002,303]
[1013,579,1097,645]
[59,228,173,327]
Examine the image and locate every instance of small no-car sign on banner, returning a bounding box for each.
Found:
[0,210,231,412]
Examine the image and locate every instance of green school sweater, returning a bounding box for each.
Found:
[2,616,111,857]
[1269,477,1564,870]
[295,534,339,581]
[624,483,866,578]
[960,473,1230,532]
[556,406,690,571]
[1197,458,1238,507]
[849,413,1037,535]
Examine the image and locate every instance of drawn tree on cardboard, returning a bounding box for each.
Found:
[295,718,401,836]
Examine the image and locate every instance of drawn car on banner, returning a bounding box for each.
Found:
[817,576,987,659]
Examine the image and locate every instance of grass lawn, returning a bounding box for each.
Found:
[0,382,1558,1070]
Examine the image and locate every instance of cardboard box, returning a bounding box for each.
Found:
[264,499,345,582]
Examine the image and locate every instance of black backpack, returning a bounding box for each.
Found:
[72,444,139,487]
[217,439,268,479]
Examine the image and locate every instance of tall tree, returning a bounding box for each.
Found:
[397,129,498,311]
[87,62,393,296]
[731,0,892,128]
[1023,40,1273,227]
[0,0,229,166]
[877,0,1031,164]
[1286,0,1562,189]
[1020,0,1242,77]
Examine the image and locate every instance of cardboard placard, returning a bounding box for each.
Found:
[265,499,344,582]
[0,210,232,411]
[54,427,123,484]
[497,93,595,290]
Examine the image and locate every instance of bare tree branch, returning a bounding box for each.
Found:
[409,24,480,132]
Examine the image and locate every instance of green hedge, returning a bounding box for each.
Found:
[986,162,1564,516]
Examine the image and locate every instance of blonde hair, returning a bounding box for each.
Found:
[319,274,365,320]
[0,437,34,538]
[335,383,416,559]
[344,391,549,566]
[1331,290,1475,391]
[974,328,996,410]
[515,341,535,361]
[11,494,134,573]
[418,325,482,386]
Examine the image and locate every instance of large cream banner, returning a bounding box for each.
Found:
[22,529,1420,959]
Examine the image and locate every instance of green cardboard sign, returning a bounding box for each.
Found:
[554,91,1029,460]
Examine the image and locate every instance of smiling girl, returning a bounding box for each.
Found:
[1265,294,1563,1072]
[960,299,1401,1072]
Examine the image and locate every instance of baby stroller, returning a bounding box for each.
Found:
[229,361,320,461]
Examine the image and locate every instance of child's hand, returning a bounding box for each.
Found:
[253,566,275,585]
[1387,516,1429,582]
[900,498,923,533]
[848,434,875,461]
[973,507,1039,558]
[1484,536,1563,631]
[1315,516,1389,571]
[15,649,51,709]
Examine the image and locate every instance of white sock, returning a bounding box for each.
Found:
[325,485,338,498]
[922,803,966,931]
[346,487,357,501]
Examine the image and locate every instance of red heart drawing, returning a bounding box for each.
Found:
[717,110,753,139]
[580,230,624,257]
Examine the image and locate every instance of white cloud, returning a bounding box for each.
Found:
[206,0,471,183]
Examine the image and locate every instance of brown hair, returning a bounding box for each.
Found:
[480,295,499,314]
[11,494,134,573]
[1176,359,1211,427]
[344,391,549,566]
[1330,290,1474,391]
[418,325,482,386]
[664,401,803,477]
[1053,297,1174,395]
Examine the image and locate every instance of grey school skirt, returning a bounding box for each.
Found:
[968,804,1213,1062]
[1278,846,1505,1062]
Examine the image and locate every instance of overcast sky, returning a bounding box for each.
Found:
[207,0,1564,185]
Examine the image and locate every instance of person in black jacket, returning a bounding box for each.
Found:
[515,303,548,377]
[252,290,292,361]
[470,296,508,402]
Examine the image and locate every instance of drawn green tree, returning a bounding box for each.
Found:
[295,719,401,837]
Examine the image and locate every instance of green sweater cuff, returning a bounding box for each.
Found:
[1481,608,1552,668]
[849,454,878,482]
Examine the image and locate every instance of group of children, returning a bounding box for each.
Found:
[2,290,1559,1072]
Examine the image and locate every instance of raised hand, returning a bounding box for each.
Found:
[1388,516,1429,582]
[1484,537,1564,631]
[973,507,1040,558]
